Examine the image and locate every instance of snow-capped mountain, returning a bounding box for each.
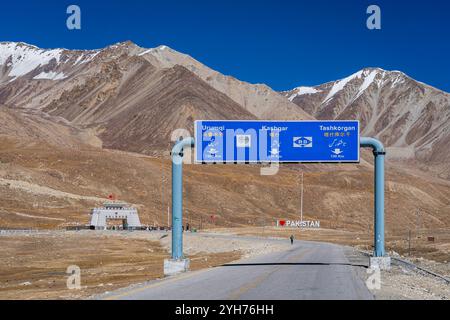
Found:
[283,68,450,176]
[1,42,449,177]
[0,41,309,154]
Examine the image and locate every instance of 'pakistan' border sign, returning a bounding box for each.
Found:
[277,219,320,228]
[195,120,360,163]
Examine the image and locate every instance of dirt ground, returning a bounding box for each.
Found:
[0,231,242,300]
[371,265,449,300]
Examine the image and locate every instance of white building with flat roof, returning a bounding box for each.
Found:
[90,202,141,230]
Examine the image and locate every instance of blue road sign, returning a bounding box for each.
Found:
[195,120,360,163]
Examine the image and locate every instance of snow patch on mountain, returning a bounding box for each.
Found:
[354,69,378,100]
[138,49,153,56]
[288,86,321,101]
[391,74,406,88]
[138,45,170,56]
[73,52,99,65]
[33,71,67,80]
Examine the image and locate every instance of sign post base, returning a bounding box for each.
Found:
[164,259,190,276]
[369,256,391,270]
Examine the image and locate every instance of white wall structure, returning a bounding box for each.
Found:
[90,202,141,230]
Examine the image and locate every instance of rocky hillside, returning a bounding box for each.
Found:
[282,68,450,178]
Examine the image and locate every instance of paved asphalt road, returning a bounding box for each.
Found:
[102,240,374,300]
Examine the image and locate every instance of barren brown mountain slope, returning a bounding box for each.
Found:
[0,106,101,149]
[138,44,312,120]
[283,68,450,179]
[43,61,256,154]
[1,127,449,234]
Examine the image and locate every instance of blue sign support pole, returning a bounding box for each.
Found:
[171,137,195,260]
[360,137,386,257]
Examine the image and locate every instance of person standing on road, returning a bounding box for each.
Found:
[290,234,294,245]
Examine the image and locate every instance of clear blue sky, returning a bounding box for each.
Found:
[1,0,449,92]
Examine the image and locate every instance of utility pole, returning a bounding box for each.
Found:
[416,209,419,235]
[300,171,304,222]
[259,216,266,236]
[408,230,412,256]
[263,216,266,235]
[336,211,339,229]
